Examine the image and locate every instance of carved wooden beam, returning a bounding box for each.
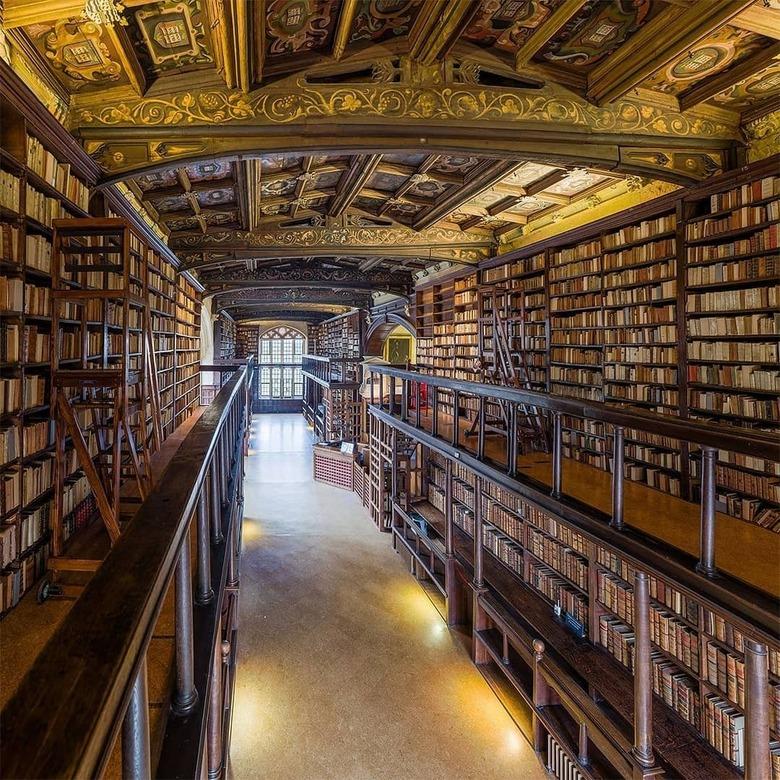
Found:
[233,160,250,230]
[332,0,359,61]
[251,0,266,87]
[104,25,147,97]
[679,42,780,111]
[202,0,236,89]
[329,154,383,217]
[731,5,780,39]
[587,0,755,105]
[377,154,439,217]
[3,0,84,26]
[174,168,207,233]
[413,160,520,231]
[290,156,314,219]
[514,0,589,70]
[233,0,252,91]
[259,189,335,209]
[141,178,236,201]
[375,161,462,186]
[408,0,478,65]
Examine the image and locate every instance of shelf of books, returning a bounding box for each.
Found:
[0,97,201,615]
[147,245,177,438]
[419,448,780,775]
[312,310,362,358]
[0,103,95,614]
[684,171,780,532]
[602,208,684,499]
[410,157,779,532]
[216,312,237,361]
[174,275,201,429]
[236,325,258,360]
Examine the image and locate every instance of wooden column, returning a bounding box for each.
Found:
[611,425,625,530]
[122,658,151,780]
[632,571,655,768]
[745,639,771,780]
[172,533,198,715]
[207,619,224,780]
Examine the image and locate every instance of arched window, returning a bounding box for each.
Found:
[258,326,305,399]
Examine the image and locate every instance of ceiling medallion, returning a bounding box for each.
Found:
[83,0,127,26]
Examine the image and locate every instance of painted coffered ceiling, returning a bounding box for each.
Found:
[3,0,778,322]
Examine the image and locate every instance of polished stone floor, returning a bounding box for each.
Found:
[229,414,546,780]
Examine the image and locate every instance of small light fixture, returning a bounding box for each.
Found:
[83,0,127,26]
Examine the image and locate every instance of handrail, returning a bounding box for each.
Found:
[366,364,780,612]
[302,353,363,363]
[0,359,253,779]
[367,365,778,460]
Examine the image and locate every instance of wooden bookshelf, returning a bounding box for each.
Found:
[412,156,780,532]
[684,172,780,532]
[0,94,200,616]
[215,312,237,361]
[174,275,201,429]
[396,434,778,776]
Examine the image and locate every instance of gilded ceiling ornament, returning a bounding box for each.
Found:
[133,0,212,73]
[76,80,736,142]
[744,109,780,163]
[624,175,646,192]
[44,20,122,87]
[173,225,491,262]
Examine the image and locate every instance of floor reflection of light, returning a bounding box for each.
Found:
[504,727,523,755]
[242,521,263,546]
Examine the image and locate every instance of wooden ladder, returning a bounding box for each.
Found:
[467,286,548,453]
[41,218,162,600]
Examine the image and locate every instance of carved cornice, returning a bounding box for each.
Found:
[174,225,493,270]
[744,109,780,163]
[200,262,413,296]
[214,287,371,311]
[76,77,737,138]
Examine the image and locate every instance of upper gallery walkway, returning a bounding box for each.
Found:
[230,413,547,779]
[365,366,780,601]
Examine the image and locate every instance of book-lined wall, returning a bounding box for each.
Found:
[413,157,779,532]
[174,275,201,429]
[236,325,259,360]
[422,448,780,773]
[0,96,200,616]
[215,313,236,361]
[310,310,363,358]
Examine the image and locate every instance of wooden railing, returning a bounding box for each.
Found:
[0,359,254,779]
[366,365,778,586]
[367,365,779,779]
[301,354,362,387]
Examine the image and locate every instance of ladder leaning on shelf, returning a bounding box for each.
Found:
[44,218,162,594]
[467,286,548,453]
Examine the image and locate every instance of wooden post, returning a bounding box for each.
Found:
[578,723,590,768]
[444,458,460,626]
[477,396,486,459]
[122,658,151,780]
[415,381,421,428]
[697,446,717,577]
[532,639,548,753]
[473,476,484,589]
[207,620,224,780]
[452,390,460,448]
[172,534,198,715]
[196,486,214,605]
[210,460,223,544]
[551,411,562,497]
[632,571,655,768]
[745,639,771,780]
[432,387,439,437]
[611,425,625,530]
